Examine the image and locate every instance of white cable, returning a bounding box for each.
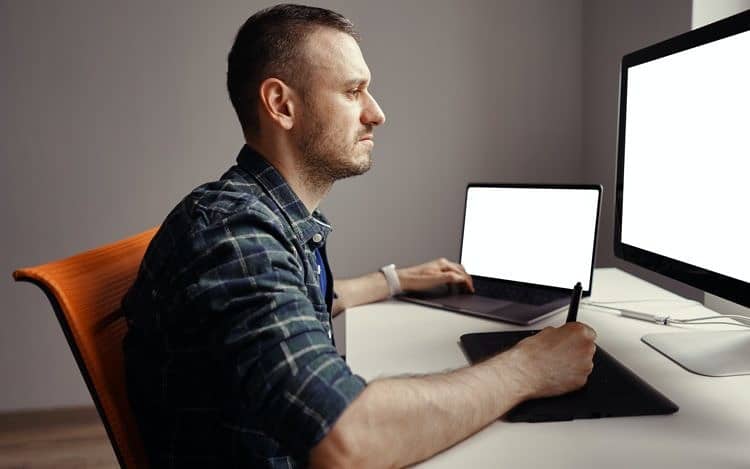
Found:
[589,298,700,306]
[668,320,750,328]
[582,302,635,313]
[679,314,750,324]
[582,302,750,329]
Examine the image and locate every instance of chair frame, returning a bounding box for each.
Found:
[14,276,133,467]
[13,228,158,468]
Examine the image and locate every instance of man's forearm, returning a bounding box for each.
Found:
[331,258,475,316]
[310,349,530,468]
[332,272,390,316]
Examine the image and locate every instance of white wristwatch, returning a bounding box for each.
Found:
[380,263,403,297]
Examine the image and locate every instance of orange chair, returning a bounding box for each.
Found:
[13,227,159,469]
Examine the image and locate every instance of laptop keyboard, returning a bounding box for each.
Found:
[473,278,566,305]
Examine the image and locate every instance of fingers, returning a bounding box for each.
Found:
[565,323,597,367]
[563,321,597,340]
[435,258,474,292]
[440,271,466,283]
[399,257,475,293]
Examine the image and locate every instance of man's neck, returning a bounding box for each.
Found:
[246,140,332,215]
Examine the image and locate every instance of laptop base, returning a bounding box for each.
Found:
[398,293,569,326]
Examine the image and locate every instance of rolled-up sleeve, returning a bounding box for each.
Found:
[184,207,365,458]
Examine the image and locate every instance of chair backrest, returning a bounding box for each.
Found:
[13,227,159,469]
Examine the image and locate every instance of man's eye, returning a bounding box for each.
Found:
[349,89,362,97]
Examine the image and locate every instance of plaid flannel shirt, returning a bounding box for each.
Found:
[122,145,366,468]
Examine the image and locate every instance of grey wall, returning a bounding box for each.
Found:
[1,0,583,411]
[581,0,699,299]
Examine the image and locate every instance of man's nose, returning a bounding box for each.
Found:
[362,93,386,127]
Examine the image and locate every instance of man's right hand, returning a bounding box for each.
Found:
[501,322,597,399]
[311,321,598,468]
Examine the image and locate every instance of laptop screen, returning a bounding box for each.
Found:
[459,185,601,292]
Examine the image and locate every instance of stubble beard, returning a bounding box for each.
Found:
[296,115,373,190]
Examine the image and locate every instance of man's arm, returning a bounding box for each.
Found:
[332,258,475,316]
[310,322,597,468]
[331,271,389,316]
[186,208,369,459]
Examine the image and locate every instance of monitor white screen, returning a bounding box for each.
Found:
[460,186,600,291]
[621,30,750,284]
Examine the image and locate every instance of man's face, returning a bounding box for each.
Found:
[292,28,386,184]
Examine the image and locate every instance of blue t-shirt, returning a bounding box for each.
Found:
[314,248,328,303]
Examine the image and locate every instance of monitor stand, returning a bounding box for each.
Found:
[642,330,750,377]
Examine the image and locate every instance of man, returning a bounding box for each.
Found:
[123,4,597,468]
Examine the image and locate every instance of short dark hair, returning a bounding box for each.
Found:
[227,4,359,138]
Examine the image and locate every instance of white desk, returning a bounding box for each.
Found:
[345,268,750,468]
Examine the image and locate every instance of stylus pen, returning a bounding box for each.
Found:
[566,282,583,323]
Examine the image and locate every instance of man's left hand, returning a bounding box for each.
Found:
[397,258,475,294]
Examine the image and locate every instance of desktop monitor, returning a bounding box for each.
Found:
[613,9,750,376]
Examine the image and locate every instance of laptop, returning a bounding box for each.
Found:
[460,330,679,422]
[399,184,602,325]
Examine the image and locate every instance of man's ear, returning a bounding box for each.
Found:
[258,78,297,131]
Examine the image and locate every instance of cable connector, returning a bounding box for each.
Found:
[620,309,669,325]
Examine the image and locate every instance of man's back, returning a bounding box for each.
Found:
[122,146,365,467]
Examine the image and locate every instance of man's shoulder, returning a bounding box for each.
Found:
[122,161,307,319]
[141,166,299,279]
[180,165,283,233]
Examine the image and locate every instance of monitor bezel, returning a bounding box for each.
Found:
[614,9,750,308]
[460,183,603,296]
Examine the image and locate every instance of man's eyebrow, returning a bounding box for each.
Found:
[343,78,369,88]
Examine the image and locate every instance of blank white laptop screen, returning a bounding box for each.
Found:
[460,187,600,291]
[621,30,750,283]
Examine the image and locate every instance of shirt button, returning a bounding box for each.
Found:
[312,233,323,243]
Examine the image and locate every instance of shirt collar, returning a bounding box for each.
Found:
[236,144,333,247]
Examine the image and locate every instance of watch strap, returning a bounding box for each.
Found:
[380,263,403,297]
